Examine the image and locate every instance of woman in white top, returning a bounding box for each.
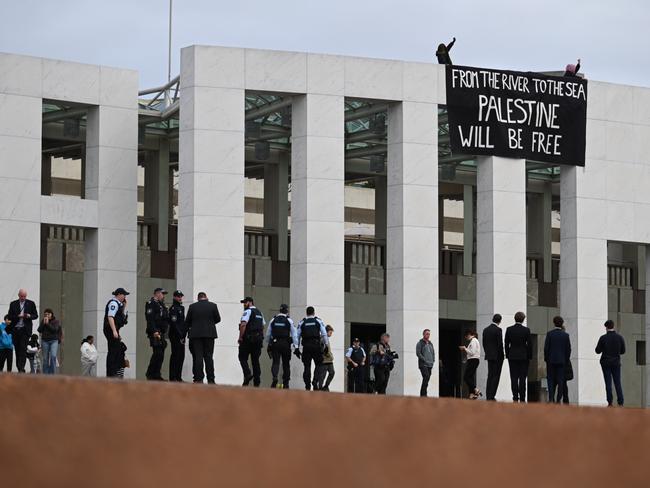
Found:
[80,335,98,376]
[459,329,482,399]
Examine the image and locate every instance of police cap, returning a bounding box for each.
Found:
[279,303,289,313]
[154,287,168,294]
[240,296,254,304]
[173,290,184,297]
[112,287,130,296]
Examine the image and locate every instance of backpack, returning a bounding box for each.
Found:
[0,324,13,349]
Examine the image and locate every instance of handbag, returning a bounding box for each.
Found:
[565,360,574,381]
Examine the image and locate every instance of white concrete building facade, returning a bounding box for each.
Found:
[1,46,650,405]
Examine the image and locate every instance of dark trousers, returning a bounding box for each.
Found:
[146,338,167,380]
[347,365,365,393]
[168,334,185,381]
[12,327,28,372]
[270,340,291,386]
[486,359,503,400]
[0,349,12,371]
[302,343,323,389]
[190,337,215,383]
[546,363,565,403]
[601,363,624,406]
[105,333,124,378]
[508,359,529,402]
[464,358,479,394]
[315,363,335,390]
[561,381,569,404]
[374,366,390,394]
[419,365,432,397]
[238,340,262,385]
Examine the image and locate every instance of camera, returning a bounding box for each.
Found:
[388,350,399,360]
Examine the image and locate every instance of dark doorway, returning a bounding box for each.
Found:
[349,322,385,393]
[439,319,475,398]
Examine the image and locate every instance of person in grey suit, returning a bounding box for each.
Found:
[544,316,572,403]
[482,314,504,401]
[184,292,221,384]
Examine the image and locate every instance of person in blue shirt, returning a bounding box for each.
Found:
[295,306,329,391]
[0,315,14,371]
[265,304,298,389]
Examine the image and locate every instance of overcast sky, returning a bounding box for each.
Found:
[1,0,648,89]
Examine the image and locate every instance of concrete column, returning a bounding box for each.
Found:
[560,166,608,405]
[386,101,438,396]
[476,156,527,401]
[290,93,345,391]
[84,105,139,377]
[374,175,387,244]
[0,92,41,340]
[144,140,170,251]
[463,184,473,276]
[178,47,245,384]
[263,154,289,261]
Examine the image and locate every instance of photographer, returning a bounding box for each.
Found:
[370,333,397,394]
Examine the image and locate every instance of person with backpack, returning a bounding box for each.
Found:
[265,303,298,389]
[314,325,335,391]
[238,296,266,387]
[0,315,14,372]
[26,334,41,374]
[370,333,397,394]
[296,306,329,391]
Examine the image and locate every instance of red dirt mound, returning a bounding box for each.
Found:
[0,375,648,488]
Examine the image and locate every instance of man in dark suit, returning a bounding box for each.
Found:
[184,292,221,384]
[505,311,532,402]
[482,313,504,401]
[595,319,626,406]
[544,316,571,403]
[7,289,38,373]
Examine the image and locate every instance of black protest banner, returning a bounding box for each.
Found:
[445,65,587,166]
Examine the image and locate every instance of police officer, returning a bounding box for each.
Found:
[103,287,129,378]
[238,296,265,387]
[145,287,169,381]
[346,338,366,393]
[168,290,186,382]
[265,304,298,389]
[296,306,328,391]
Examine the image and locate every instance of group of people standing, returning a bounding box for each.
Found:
[0,289,98,376]
[461,312,626,406]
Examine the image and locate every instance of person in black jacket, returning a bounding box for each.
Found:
[184,292,221,384]
[595,320,626,407]
[436,37,456,65]
[564,58,581,77]
[505,311,532,403]
[7,289,38,373]
[482,314,504,401]
[168,290,186,382]
[544,316,571,403]
[145,288,169,381]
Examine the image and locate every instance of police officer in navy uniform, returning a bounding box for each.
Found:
[346,337,366,393]
[296,306,329,391]
[265,303,298,389]
[168,290,186,382]
[103,287,129,378]
[145,287,169,381]
[238,296,266,387]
